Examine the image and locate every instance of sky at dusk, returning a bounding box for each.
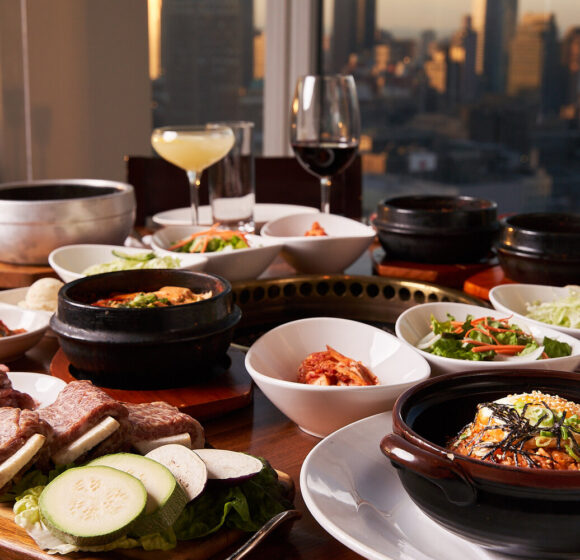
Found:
[254,1,579,38]
[377,0,580,38]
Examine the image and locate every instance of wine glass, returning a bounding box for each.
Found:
[290,74,361,214]
[151,124,235,225]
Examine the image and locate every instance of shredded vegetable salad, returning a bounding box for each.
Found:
[525,286,580,329]
[83,251,181,275]
[169,224,249,254]
[417,313,572,361]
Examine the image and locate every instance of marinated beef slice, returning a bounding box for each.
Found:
[38,380,129,464]
[0,370,36,409]
[0,407,52,491]
[124,401,205,453]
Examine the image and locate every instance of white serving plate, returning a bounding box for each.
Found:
[152,203,318,229]
[490,283,580,340]
[7,371,66,408]
[301,411,514,560]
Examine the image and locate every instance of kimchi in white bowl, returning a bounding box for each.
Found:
[244,316,430,437]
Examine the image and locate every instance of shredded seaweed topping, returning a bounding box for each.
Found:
[455,400,580,467]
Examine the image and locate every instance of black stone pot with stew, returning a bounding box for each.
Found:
[380,369,580,558]
[50,269,241,389]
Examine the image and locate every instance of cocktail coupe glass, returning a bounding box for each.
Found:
[151,124,235,225]
[290,74,361,214]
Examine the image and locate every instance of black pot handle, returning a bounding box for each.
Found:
[381,433,477,506]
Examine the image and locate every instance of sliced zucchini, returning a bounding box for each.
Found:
[192,448,263,483]
[88,452,187,536]
[146,443,208,501]
[38,465,147,547]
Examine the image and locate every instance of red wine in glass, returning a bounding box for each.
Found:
[291,142,357,178]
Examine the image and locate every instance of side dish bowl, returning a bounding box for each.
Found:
[380,369,580,558]
[244,316,430,437]
[151,226,283,282]
[490,283,580,340]
[395,301,580,375]
[0,179,135,265]
[50,269,241,388]
[0,305,51,361]
[49,244,208,283]
[260,212,376,273]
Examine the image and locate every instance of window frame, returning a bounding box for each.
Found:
[263,0,319,156]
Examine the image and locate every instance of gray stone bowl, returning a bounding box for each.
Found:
[0,179,136,265]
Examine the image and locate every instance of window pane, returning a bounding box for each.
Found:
[148,0,266,153]
[322,0,580,218]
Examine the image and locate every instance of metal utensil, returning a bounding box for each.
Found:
[225,509,301,560]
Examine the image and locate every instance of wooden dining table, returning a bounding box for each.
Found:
[9,334,365,560]
[0,243,531,560]
[3,249,386,560]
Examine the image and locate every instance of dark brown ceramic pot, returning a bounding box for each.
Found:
[496,212,580,286]
[50,269,241,389]
[373,195,499,264]
[381,369,580,558]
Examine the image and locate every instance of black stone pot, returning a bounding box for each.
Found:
[373,195,499,264]
[50,269,241,389]
[381,369,580,558]
[496,212,580,286]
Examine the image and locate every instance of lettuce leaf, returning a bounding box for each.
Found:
[174,459,292,540]
[543,336,572,358]
[12,457,292,552]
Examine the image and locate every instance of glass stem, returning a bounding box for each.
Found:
[187,170,201,225]
[320,176,332,214]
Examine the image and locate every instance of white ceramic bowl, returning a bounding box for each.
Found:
[48,244,208,283]
[244,317,431,437]
[260,212,376,274]
[395,301,580,376]
[0,305,51,361]
[490,283,580,340]
[151,226,283,282]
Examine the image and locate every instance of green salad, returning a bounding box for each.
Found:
[418,313,572,361]
[83,250,181,275]
[168,227,250,254]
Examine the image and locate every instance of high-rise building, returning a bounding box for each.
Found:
[471,0,518,94]
[331,0,376,72]
[154,0,254,126]
[450,15,478,103]
[507,13,561,114]
[561,27,580,107]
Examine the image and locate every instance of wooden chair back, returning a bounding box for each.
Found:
[125,155,362,227]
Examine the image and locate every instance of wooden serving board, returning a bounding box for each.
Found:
[0,472,294,560]
[372,249,497,290]
[463,265,516,301]
[0,263,58,289]
[50,347,253,420]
